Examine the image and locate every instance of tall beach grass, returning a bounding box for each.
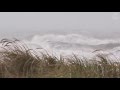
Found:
[0,38,120,78]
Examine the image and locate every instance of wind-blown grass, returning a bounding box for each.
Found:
[0,38,120,78]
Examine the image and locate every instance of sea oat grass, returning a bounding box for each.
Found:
[0,39,120,78]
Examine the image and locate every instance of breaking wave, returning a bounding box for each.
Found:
[21,33,120,60]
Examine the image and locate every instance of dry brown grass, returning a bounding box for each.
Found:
[0,38,120,78]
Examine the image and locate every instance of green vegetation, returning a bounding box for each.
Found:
[0,39,120,78]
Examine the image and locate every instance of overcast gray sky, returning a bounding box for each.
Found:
[0,12,120,31]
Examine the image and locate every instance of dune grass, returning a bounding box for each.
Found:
[0,38,120,78]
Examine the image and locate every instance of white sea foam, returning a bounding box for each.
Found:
[18,34,120,61]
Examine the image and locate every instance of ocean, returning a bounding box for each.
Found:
[0,29,120,61]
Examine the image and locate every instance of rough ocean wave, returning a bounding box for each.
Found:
[20,33,120,61]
